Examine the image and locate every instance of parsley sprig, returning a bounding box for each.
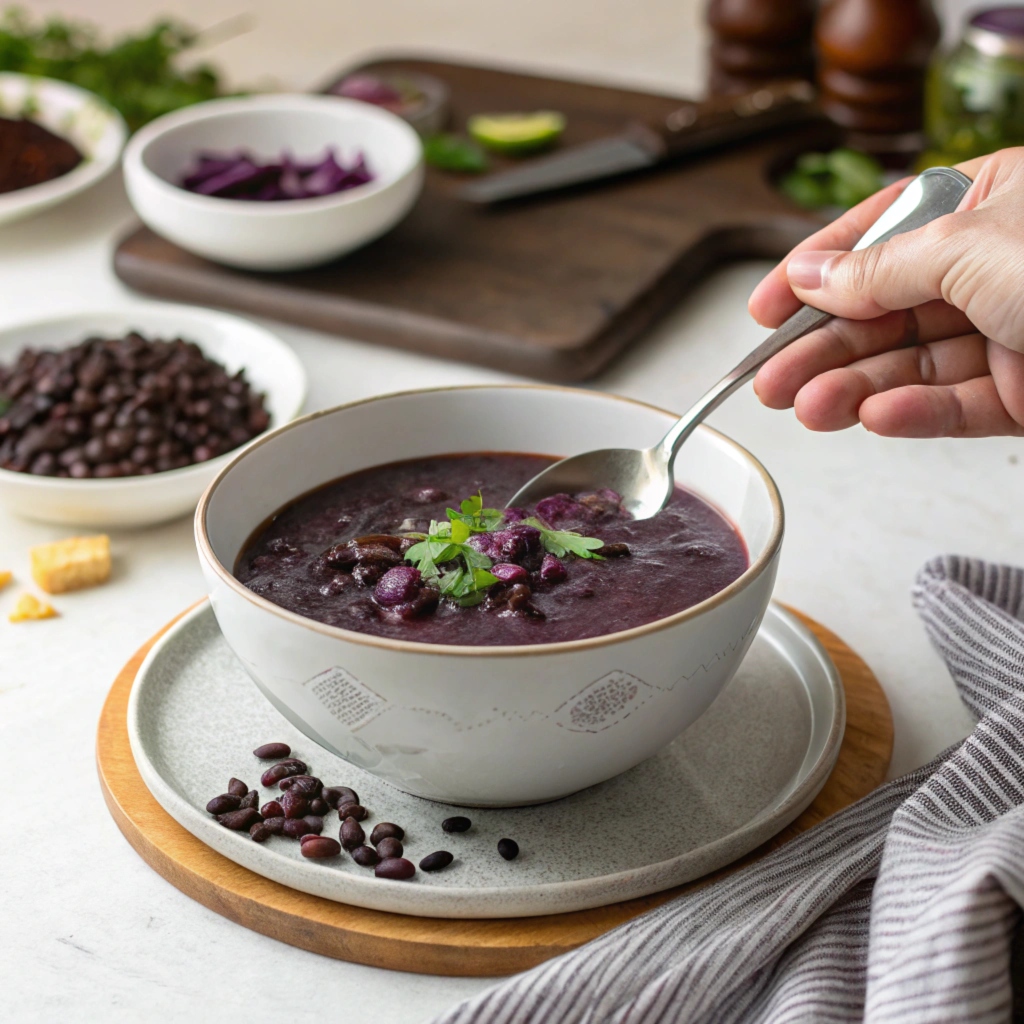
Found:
[402,493,605,607]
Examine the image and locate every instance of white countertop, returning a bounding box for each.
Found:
[1,4,1005,1021]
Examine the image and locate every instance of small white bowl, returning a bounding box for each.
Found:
[197,386,784,807]
[0,73,126,226]
[0,305,306,528]
[123,94,424,271]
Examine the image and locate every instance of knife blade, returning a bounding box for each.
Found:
[459,79,817,204]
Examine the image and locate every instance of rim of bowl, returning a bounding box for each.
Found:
[0,72,126,210]
[0,305,307,491]
[123,93,423,216]
[196,384,785,658]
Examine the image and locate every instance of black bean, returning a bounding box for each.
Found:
[261,761,303,787]
[262,816,286,835]
[249,821,273,843]
[419,851,454,872]
[340,816,365,851]
[337,802,367,822]
[301,836,341,859]
[253,742,291,759]
[442,816,471,834]
[226,778,249,798]
[376,837,403,860]
[302,815,324,835]
[284,775,322,796]
[370,822,404,845]
[308,798,328,816]
[497,838,519,861]
[218,808,261,831]
[375,857,415,881]
[597,542,630,557]
[239,789,259,810]
[351,845,379,867]
[260,800,284,819]
[206,794,240,815]
[280,790,308,819]
[322,786,358,810]
[282,818,311,839]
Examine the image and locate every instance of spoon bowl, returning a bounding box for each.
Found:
[509,446,672,519]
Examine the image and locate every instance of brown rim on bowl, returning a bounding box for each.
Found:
[195,384,785,658]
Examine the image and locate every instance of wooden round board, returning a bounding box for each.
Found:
[97,604,893,977]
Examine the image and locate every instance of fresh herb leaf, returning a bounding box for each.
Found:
[401,492,607,605]
[521,517,605,560]
[446,492,503,533]
[0,9,233,132]
[423,133,489,173]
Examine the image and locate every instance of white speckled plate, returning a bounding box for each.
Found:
[127,601,844,919]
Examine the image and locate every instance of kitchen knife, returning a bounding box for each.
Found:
[459,79,818,204]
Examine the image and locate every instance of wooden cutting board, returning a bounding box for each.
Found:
[113,58,838,382]
[96,604,892,976]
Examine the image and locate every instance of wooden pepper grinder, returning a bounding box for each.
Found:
[707,0,816,96]
[816,0,940,157]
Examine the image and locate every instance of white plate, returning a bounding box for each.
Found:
[0,304,307,526]
[0,73,126,225]
[127,601,845,919]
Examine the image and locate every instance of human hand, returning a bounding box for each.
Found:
[750,147,1024,437]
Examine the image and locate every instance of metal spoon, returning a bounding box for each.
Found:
[508,166,973,519]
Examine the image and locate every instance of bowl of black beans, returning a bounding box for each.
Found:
[0,304,306,526]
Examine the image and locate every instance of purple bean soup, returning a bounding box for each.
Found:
[235,453,748,646]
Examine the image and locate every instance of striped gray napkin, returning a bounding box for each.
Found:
[431,556,1024,1024]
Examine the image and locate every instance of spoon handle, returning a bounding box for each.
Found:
[656,165,974,465]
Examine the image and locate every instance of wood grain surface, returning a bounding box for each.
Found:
[113,58,839,382]
[96,602,892,976]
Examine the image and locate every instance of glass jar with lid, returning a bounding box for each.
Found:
[921,7,1024,167]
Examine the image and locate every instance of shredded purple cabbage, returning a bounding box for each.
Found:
[179,148,374,201]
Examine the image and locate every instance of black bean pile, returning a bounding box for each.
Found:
[0,332,270,478]
[205,741,521,882]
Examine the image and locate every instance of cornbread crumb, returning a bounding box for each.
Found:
[9,593,58,622]
[30,535,111,594]
[0,570,11,591]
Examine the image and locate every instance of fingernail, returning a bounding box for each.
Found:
[787,251,837,290]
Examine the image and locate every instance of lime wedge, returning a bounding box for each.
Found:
[467,111,566,155]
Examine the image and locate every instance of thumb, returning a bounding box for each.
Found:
[785,213,971,320]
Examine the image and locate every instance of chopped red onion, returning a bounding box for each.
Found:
[179,148,374,201]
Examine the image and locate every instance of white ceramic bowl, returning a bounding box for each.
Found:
[123,94,424,271]
[196,386,784,807]
[0,305,306,527]
[0,73,126,225]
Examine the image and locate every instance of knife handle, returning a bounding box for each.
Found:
[628,79,818,159]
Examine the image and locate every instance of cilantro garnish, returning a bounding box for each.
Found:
[521,517,606,560]
[401,492,605,606]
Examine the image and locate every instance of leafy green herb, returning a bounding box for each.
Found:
[0,8,231,131]
[0,394,9,416]
[402,492,605,606]
[403,519,498,606]
[779,148,884,211]
[423,133,489,173]
[446,492,504,534]
[521,517,605,560]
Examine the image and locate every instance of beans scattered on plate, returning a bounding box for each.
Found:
[253,742,291,759]
[498,838,519,861]
[420,851,454,872]
[375,857,416,881]
[0,333,270,477]
[370,822,404,845]
[376,836,404,860]
[204,749,524,883]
